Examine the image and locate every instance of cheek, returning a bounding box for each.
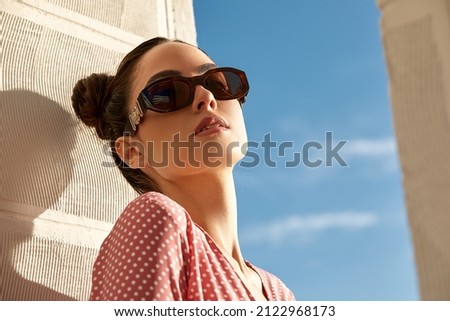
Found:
[237,118,248,143]
[229,108,248,144]
[138,116,192,168]
[220,108,248,164]
[140,113,190,142]
[232,124,248,163]
[138,105,248,172]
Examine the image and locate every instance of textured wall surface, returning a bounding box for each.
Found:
[377,0,450,300]
[1,0,196,300]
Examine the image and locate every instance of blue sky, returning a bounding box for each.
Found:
[193,0,419,300]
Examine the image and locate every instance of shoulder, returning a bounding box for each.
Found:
[253,265,296,301]
[118,191,189,232]
[124,191,186,216]
[105,192,192,250]
[91,192,192,300]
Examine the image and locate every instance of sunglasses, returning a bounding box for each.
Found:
[125,67,250,134]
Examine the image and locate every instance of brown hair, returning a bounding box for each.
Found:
[71,37,173,194]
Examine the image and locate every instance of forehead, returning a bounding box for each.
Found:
[137,42,214,77]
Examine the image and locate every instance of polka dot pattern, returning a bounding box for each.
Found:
[90,192,295,301]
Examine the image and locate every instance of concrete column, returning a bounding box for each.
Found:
[377,0,450,300]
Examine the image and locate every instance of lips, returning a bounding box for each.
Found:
[194,116,229,135]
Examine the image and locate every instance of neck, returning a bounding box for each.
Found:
[158,168,243,262]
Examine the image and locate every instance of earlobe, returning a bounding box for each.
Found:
[115,136,143,169]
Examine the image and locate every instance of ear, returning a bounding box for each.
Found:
[115,136,143,169]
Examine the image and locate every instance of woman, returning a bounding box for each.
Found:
[72,37,295,301]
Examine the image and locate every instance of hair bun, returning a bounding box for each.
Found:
[71,73,114,139]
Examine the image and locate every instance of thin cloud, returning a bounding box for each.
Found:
[344,137,396,157]
[242,211,378,246]
[342,137,399,172]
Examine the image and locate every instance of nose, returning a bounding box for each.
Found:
[191,85,217,113]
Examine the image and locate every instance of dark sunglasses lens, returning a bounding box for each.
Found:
[206,70,245,99]
[143,80,191,112]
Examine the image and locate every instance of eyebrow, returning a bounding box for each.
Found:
[145,63,218,86]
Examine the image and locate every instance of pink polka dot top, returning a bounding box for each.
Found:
[90,192,295,301]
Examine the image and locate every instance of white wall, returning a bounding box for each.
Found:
[0,0,196,300]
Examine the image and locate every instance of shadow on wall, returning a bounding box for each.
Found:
[1,90,76,300]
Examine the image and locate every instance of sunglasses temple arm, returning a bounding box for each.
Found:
[124,97,145,135]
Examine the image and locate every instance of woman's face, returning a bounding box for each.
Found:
[128,42,248,181]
